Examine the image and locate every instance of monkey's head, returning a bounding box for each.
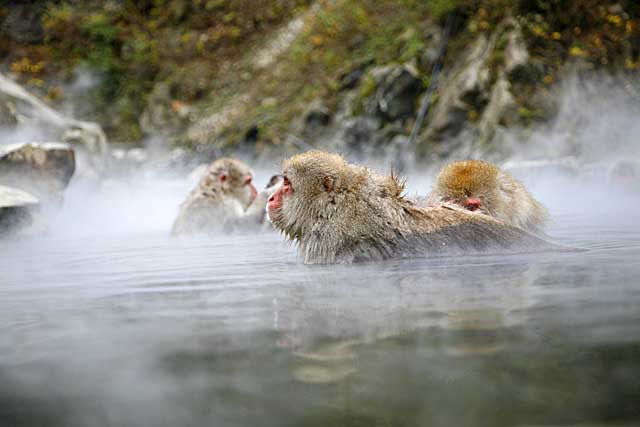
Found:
[201,158,257,208]
[267,151,400,246]
[435,160,501,214]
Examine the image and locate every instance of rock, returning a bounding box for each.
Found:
[342,117,381,156]
[477,73,517,143]
[420,17,532,152]
[0,72,107,157]
[1,3,45,44]
[416,24,443,72]
[423,34,494,142]
[108,147,149,174]
[338,60,373,91]
[503,19,541,85]
[0,142,75,203]
[0,184,39,236]
[339,68,366,91]
[372,64,422,122]
[0,100,19,127]
[60,123,107,157]
[244,124,260,144]
[303,100,331,132]
[503,19,529,74]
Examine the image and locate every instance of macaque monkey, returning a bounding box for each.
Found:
[171,158,280,236]
[267,151,565,264]
[428,160,549,233]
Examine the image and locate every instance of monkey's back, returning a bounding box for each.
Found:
[494,170,549,232]
[337,204,567,263]
[171,186,243,236]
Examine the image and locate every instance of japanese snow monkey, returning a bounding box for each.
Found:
[267,151,564,264]
[171,158,281,235]
[429,160,549,233]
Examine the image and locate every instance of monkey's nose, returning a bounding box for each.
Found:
[464,198,481,211]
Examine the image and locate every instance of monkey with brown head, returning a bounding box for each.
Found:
[268,151,564,264]
[428,160,549,233]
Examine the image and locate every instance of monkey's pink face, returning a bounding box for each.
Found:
[463,197,482,211]
[267,175,293,217]
[442,196,482,212]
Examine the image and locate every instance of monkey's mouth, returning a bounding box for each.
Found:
[267,176,293,222]
[267,193,281,215]
[463,198,481,212]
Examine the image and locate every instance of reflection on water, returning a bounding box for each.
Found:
[2,194,640,426]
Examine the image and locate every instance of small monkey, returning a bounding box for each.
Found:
[267,151,565,264]
[428,160,549,233]
[171,158,278,235]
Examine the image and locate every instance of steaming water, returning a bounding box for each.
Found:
[1,167,640,427]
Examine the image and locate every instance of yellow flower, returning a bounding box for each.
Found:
[607,14,623,27]
[569,46,587,57]
[531,25,546,37]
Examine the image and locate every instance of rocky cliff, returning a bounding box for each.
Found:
[1,0,639,163]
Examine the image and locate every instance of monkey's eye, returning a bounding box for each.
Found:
[283,176,291,187]
[244,176,252,185]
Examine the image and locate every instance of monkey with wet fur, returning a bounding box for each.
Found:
[267,151,565,264]
[427,160,549,233]
[172,158,281,236]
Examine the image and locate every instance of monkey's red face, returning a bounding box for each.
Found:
[463,197,481,211]
[267,176,293,215]
[219,171,257,208]
[442,195,482,212]
[244,175,258,202]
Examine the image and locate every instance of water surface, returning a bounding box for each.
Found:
[1,175,640,427]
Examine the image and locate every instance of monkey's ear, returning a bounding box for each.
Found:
[218,171,228,183]
[322,175,334,193]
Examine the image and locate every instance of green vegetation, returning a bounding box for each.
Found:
[1,0,311,141]
[1,0,638,147]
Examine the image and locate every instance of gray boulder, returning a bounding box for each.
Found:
[418,17,534,154]
[423,34,494,142]
[477,72,517,144]
[342,116,381,157]
[0,184,39,236]
[302,99,332,135]
[367,64,422,122]
[0,142,75,203]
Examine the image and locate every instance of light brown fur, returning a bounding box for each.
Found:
[268,151,564,264]
[429,160,549,233]
[171,158,273,235]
